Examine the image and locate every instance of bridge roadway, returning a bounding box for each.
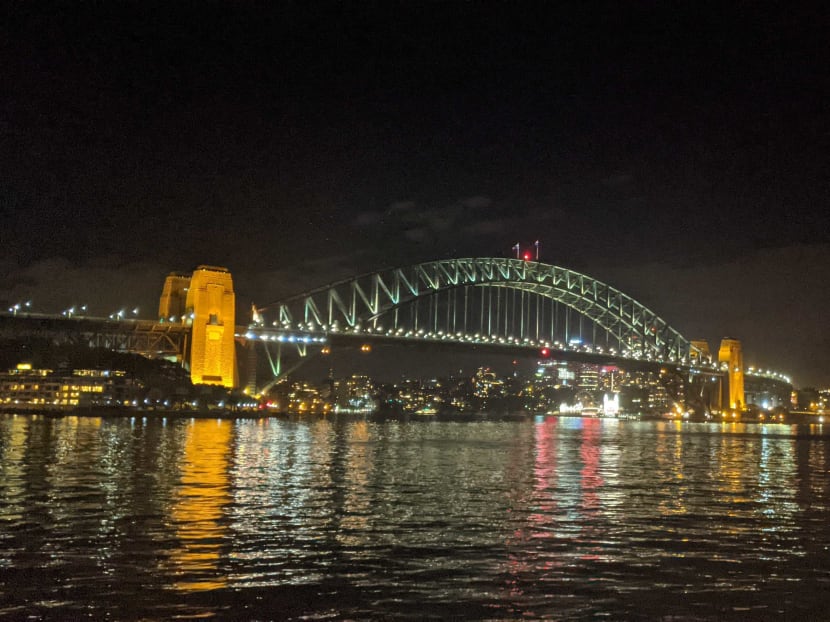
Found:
[241,324,720,375]
[0,311,717,390]
[0,310,708,370]
[1,311,793,404]
[243,326,794,412]
[0,312,189,359]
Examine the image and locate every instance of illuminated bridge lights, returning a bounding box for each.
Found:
[254,258,699,364]
[241,330,327,345]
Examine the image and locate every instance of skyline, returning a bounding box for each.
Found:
[2,4,829,386]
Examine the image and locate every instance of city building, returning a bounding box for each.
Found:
[332,375,377,413]
[0,363,135,410]
[268,380,330,414]
[577,364,599,390]
[472,367,504,398]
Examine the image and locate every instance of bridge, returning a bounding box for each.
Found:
[1,259,794,411]
[254,258,694,361]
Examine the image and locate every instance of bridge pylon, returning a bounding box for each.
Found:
[690,340,711,364]
[186,266,237,388]
[158,273,191,326]
[159,266,238,389]
[718,337,745,410]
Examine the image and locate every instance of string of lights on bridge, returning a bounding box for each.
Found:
[4,297,792,386]
[8,301,140,321]
[243,321,792,385]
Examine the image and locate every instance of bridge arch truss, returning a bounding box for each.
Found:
[258,258,695,363]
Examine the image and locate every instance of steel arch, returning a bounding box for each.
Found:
[258,258,695,363]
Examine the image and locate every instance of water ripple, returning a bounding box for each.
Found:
[0,414,829,619]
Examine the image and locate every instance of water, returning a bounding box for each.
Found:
[1,414,829,620]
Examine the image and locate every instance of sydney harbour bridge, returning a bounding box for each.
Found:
[1,258,793,411]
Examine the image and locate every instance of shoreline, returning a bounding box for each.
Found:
[0,407,825,426]
[0,406,275,419]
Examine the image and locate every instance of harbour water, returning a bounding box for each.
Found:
[1,413,829,620]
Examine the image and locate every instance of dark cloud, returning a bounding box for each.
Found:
[353,211,383,227]
[388,201,417,214]
[601,173,634,187]
[351,196,498,248]
[461,219,510,236]
[403,227,430,243]
[459,196,492,210]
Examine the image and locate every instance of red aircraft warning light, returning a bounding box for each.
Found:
[513,241,540,261]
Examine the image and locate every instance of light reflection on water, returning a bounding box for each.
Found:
[0,414,829,620]
[168,419,232,591]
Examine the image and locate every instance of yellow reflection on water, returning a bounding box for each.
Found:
[654,421,689,516]
[168,419,232,591]
[338,420,373,547]
[0,416,30,523]
[714,424,764,526]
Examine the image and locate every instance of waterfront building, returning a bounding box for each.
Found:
[276,381,330,414]
[331,375,377,413]
[0,363,135,409]
[647,382,671,412]
[390,378,447,413]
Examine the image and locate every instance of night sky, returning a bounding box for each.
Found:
[2,3,829,386]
